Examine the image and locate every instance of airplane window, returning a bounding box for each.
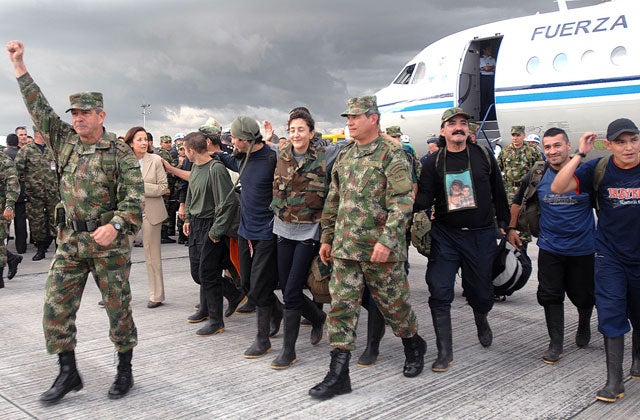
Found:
[581,50,596,66]
[411,62,426,84]
[526,56,540,74]
[553,53,568,72]
[611,46,627,66]
[393,64,416,85]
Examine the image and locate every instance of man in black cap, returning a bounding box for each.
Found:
[552,118,640,403]
[415,107,509,373]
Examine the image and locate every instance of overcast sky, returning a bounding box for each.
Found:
[0,0,603,141]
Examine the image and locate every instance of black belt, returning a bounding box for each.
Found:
[67,218,102,233]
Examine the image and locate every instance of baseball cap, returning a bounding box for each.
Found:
[441,107,472,123]
[525,133,540,144]
[468,122,479,135]
[340,95,379,117]
[427,137,438,144]
[385,126,402,137]
[65,92,103,113]
[606,118,640,141]
[174,133,185,141]
[511,125,525,135]
[400,134,411,143]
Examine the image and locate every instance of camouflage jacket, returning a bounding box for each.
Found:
[321,136,413,262]
[17,73,143,246]
[154,146,177,193]
[271,143,328,224]
[0,153,19,210]
[14,141,60,202]
[498,143,544,186]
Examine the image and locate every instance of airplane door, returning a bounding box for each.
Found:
[457,43,480,120]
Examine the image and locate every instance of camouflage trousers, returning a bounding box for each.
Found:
[26,196,57,243]
[0,221,7,268]
[507,188,531,244]
[327,258,418,351]
[43,233,137,354]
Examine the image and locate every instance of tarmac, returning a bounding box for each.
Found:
[1,237,639,419]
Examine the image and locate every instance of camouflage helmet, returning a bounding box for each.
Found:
[340,95,379,117]
[441,107,472,123]
[385,126,403,137]
[511,125,525,135]
[65,92,103,113]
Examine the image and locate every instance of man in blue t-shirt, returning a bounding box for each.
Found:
[508,127,595,366]
[552,118,640,403]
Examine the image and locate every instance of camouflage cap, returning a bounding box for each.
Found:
[230,116,261,141]
[441,107,472,123]
[511,125,525,135]
[468,122,479,135]
[385,125,403,137]
[340,95,379,117]
[199,123,222,137]
[65,92,104,113]
[160,135,172,143]
[203,117,222,129]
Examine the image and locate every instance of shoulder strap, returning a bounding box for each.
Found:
[522,160,548,202]
[592,155,611,212]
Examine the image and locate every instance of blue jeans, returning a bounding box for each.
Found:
[277,237,319,310]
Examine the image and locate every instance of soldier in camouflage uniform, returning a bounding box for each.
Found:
[0,152,19,289]
[14,127,60,261]
[155,135,178,243]
[7,40,143,403]
[497,125,544,244]
[309,96,426,400]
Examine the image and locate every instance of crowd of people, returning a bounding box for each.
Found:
[3,39,640,406]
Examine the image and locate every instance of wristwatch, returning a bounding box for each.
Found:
[110,221,122,231]
[575,149,587,158]
[4,206,13,211]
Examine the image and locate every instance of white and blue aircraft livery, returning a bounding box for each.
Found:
[375,0,637,155]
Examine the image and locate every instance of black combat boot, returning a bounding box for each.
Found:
[161,226,176,243]
[7,251,22,280]
[431,308,454,372]
[309,349,352,400]
[32,242,47,261]
[271,309,301,369]
[108,349,134,399]
[357,303,386,367]
[301,295,326,345]
[542,304,564,364]
[596,335,625,402]
[270,297,284,337]
[631,329,640,379]
[402,334,427,378]
[473,310,493,347]
[244,305,273,358]
[0,267,4,289]
[575,306,593,348]
[40,350,83,403]
[187,286,209,323]
[222,275,246,318]
[196,282,225,336]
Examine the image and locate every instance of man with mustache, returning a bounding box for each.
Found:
[415,107,509,373]
[507,128,595,366]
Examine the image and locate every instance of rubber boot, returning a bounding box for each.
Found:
[301,295,327,345]
[196,282,225,336]
[244,305,273,358]
[357,303,386,367]
[187,286,209,323]
[473,310,493,347]
[236,299,256,314]
[40,350,83,403]
[575,306,593,348]
[631,329,640,379]
[0,267,4,289]
[431,308,454,372]
[596,335,625,402]
[270,297,284,337]
[542,304,564,364]
[223,276,246,318]
[108,349,133,399]
[402,334,427,378]
[271,309,301,369]
[308,349,352,400]
[7,251,22,280]
[161,226,176,243]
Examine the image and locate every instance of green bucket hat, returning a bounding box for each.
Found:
[230,116,261,142]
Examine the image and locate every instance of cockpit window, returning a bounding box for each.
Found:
[393,64,416,85]
[411,62,426,84]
